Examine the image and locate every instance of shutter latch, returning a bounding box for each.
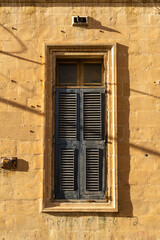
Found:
[104,135,107,143]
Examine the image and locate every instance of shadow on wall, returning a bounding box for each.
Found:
[1,159,29,172]
[16,159,29,172]
[0,23,27,54]
[116,44,132,217]
[78,17,121,34]
[0,24,43,65]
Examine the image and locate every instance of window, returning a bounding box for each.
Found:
[43,45,118,212]
[55,59,105,200]
[56,59,103,86]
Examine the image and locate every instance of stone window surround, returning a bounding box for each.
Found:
[42,44,118,212]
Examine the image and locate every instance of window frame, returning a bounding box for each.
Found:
[56,59,104,87]
[43,45,118,212]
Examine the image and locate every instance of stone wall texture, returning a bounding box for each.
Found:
[0,1,160,240]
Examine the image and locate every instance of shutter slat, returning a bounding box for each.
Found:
[83,92,102,140]
[58,93,77,139]
[60,149,74,191]
[86,148,100,191]
[56,88,104,199]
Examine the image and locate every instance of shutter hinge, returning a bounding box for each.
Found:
[105,89,111,94]
[52,190,55,199]
[104,135,107,143]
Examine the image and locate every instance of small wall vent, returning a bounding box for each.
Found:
[72,16,88,26]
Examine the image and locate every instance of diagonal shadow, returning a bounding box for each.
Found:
[0,24,43,65]
[0,50,44,65]
[0,23,27,54]
[88,17,121,33]
[130,88,160,100]
[0,97,44,116]
[129,141,160,156]
[108,135,160,157]
[76,17,121,33]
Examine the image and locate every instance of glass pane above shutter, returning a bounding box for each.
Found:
[58,63,77,86]
[84,63,102,85]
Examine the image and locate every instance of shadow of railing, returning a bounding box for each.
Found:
[0,24,27,54]
[0,50,44,65]
[0,97,44,116]
[0,24,44,65]
[130,88,160,100]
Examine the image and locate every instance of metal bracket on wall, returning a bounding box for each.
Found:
[72,16,88,26]
[1,157,17,169]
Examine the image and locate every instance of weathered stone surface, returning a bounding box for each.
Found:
[0,1,160,239]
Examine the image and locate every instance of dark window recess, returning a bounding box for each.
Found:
[84,64,102,85]
[55,89,105,200]
[58,63,77,86]
[56,60,103,87]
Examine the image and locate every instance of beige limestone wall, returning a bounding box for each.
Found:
[0,1,160,239]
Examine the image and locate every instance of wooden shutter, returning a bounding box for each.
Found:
[58,92,77,139]
[86,148,102,191]
[83,92,102,140]
[55,89,79,199]
[54,88,105,200]
[80,89,105,199]
[60,149,75,191]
